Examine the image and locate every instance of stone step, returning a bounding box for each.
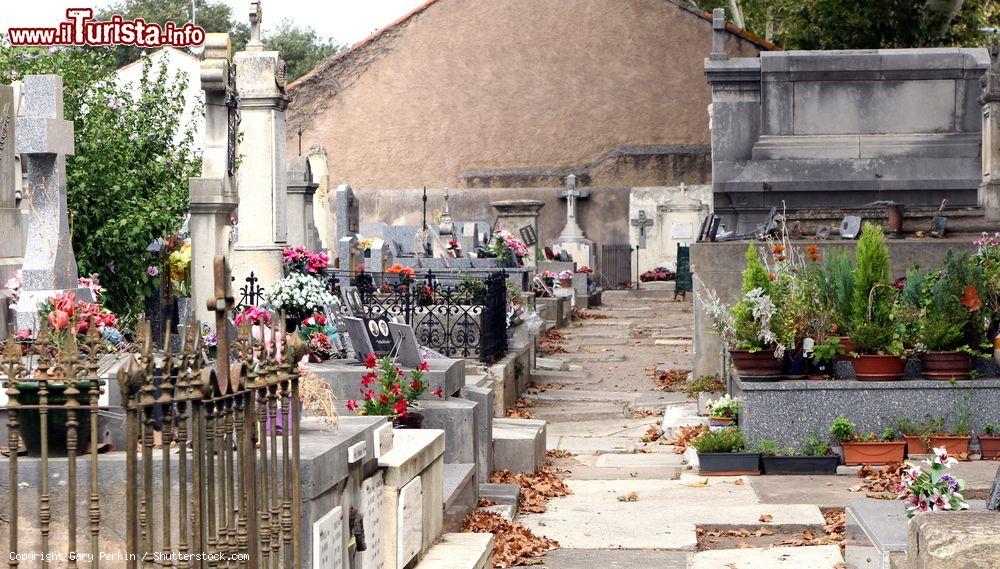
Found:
[493,418,547,474]
[550,435,634,454]
[531,402,629,423]
[534,357,569,371]
[562,352,626,363]
[443,463,478,533]
[690,545,843,569]
[524,389,638,404]
[414,533,493,569]
[479,482,520,508]
[479,503,515,521]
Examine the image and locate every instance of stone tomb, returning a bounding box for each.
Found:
[301,357,464,402]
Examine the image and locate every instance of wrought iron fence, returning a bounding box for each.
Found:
[328,269,509,363]
[598,243,633,290]
[1,256,304,568]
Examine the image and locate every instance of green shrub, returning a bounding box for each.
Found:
[683,376,725,398]
[984,423,997,436]
[755,439,782,456]
[801,431,833,456]
[849,224,902,355]
[830,417,856,444]
[691,428,747,454]
[820,248,855,334]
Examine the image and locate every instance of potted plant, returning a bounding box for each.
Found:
[264,272,336,328]
[848,224,906,380]
[830,417,905,465]
[691,428,760,475]
[759,431,840,475]
[902,251,986,380]
[978,423,1000,459]
[706,394,740,427]
[896,447,969,517]
[557,270,573,288]
[806,337,843,380]
[701,245,788,379]
[346,354,443,428]
[297,312,343,362]
[896,414,944,456]
[818,248,858,360]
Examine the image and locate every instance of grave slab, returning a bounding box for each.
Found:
[414,532,493,569]
[691,545,843,569]
[493,418,546,474]
[420,397,478,465]
[303,357,464,401]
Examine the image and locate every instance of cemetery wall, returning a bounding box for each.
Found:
[691,239,977,379]
[287,0,767,190]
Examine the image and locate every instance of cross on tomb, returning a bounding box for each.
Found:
[249,1,263,47]
[558,174,590,239]
[631,210,655,249]
[208,256,235,390]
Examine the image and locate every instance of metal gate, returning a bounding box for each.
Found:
[2,256,303,568]
[598,243,633,290]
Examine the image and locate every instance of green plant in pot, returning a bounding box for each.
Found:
[979,423,1000,460]
[706,394,740,427]
[848,224,906,380]
[691,427,760,475]
[906,397,973,458]
[895,414,944,456]
[818,248,857,360]
[830,417,905,465]
[758,431,839,475]
[903,251,987,380]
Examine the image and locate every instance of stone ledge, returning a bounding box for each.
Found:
[379,428,445,488]
[908,511,1000,568]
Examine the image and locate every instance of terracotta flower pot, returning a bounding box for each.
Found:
[709,416,736,427]
[559,278,573,288]
[729,349,784,378]
[841,441,906,466]
[836,337,858,361]
[851,354,905,381]
[920,351,972,380]
[978,435,1000,460]
[903,435,930,456]
[928,435,970,458]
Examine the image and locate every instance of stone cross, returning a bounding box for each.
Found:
[557,174,590,240]
[248,1,263,49]
[631,210,655,249]
[208,256,234,390]
[710,8,728,61]
[438,189,454,237]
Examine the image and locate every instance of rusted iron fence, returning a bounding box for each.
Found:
[597,243,633,290]
[1,257,303,568]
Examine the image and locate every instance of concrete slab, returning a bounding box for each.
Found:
[594,453,685,468]
[546,418,659,439]
[750,474,871,508]
[553,436,634,454]
[519,479,824,550]
[541,549,691,569]
[525,390,638,403]
[564,353,627,363]
[532,402,627,423]
[690,545,843,568]
[415,532,493,569]
[535,357,569,371]
[567,466,683,480]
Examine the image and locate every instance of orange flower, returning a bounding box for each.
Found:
[805,245,820,254]
[961,286,982,312]
[769,273,777,280]
[772,245,785,254]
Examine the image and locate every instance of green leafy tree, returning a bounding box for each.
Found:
[691,0,997,49]
[97,0,249,66]
[0,41,116,120]
[263,19,342,81]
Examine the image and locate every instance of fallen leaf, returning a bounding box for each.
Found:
[759,514,773,523]
[733,479,745,486]
[616,491,639,502]
[801,530,815,540]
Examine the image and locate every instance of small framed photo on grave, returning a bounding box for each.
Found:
[388,322,422,368]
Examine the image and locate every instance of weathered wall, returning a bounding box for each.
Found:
[288,0,764,191]
[691,238,978,379]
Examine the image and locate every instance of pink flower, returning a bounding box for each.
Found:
[364,354,377,369]
[346,400,359,411]
[418,361,430,371]
[48,310,70,330]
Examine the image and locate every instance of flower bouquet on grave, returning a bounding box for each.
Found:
[487,230,530,266]
[297,312,342,362]
[447,240,463,258]
[896,447,969,517]
[282,245,330,276]
[346,354,442,428]
[706,394,740,428]
[200,323,218,360]
[38,289,125,350]
[265,272,336,327]
[557,270,573,288]
[167,241,192,297]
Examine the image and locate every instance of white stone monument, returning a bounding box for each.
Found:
[230,0,290,291]
[307,145,332,250]
[629,184,709,273]
[14,75,94,330]
[551,174,596,269]
[286,155,320,250]
[0,83,22,302]
[189,33,239,323]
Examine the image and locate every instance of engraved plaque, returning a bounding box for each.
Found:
[397,476,423,569]
[0,85,15,204]
[313,506,344,569]
[361,472,386,569]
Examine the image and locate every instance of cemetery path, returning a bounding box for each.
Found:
[520,290,842,569]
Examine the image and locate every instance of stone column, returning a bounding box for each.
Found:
[230,0,290,291]
[981,45,1000,220]
[306,145,331,250]
[189,34,239,323]
[15,75,92,330]
[286,155,319,250]
[0,84,22,290]
[491,199,544,269]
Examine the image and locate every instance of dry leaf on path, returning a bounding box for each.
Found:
[759,514,773,523]
[616,492,639,502]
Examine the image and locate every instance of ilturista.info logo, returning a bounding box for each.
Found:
[7,8,206,48]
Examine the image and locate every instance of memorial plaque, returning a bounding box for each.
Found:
[671,221,695,240]
[0,85,14,204]
[388,322,422,368]
[373,422,394,459]
[344,317,375,362]
[397,476,423,569]
[365,316,396,357]
[519,224,537,246]
[361,473,386,569]
[312,506,345,569]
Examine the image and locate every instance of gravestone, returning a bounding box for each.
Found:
[491,199,544,268]
[989,465,1000,511]
[0,83,22,292]
[15,75,94,329]
[344,316,375,362]
[456,222,479,254]
[334,184,360,246]
[383,225,422,256]
[337,235,359,272]
[389,321,422,368]
[551,174,596,269]
[189,33,239,323]
[983,46,1000,220]
[286,155,320,250]
[230,2,290,299]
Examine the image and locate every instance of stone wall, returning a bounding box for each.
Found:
[287,0,765,190]
[706,48,990,231]
[691,238,977,379]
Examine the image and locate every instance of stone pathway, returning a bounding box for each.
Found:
[521,290,841,569]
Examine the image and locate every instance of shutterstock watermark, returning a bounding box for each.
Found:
[7,8,205,48]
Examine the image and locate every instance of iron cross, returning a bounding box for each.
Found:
[208,256,235,390]
[631,210,655,248]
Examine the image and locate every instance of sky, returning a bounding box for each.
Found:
[1,0,428,46]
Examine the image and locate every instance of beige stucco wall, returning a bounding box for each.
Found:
[287,0,764,190]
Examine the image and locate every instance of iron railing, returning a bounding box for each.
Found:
[598,243,633,290]
[328,269,509,363]
[1,256,304,568]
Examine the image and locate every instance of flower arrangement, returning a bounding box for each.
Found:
[77,273,106,300]
[576,266,593,274]
[896,447,969,517]
[4,270,21,310]
[265,273,336,321]
[234,305,272,327]
[487,230,530,264]
[38,290,124,348]
[707,394,741,419]
[640,267,675,282]
[297,312,341,361]
[282,246,330,275]
[386,263,415,278]
[447,240,462,258]
[358,238,374,251]
[167,242,192,296]
[346,354,442,418]
[557,270,573,283]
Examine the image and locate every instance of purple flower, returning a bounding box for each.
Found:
[147,266,159,277]
[107,261,116,274]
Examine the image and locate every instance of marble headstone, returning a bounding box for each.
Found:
[344,316,375,362]
[335,184,359,242]
[388,322,422,368]
[0,83,22,289]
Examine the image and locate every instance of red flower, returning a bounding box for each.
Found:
[432,387,443,398]
[418,361,430,371]
[768,273,776,280]
[346,400,359,411]
[392,382,402,395]
[48,310,70,330]
[393,400,408,415]
[313,312,327,325]
[379,393,390,404]
[361,372,377,387]
[411,379,422,390]
[364,353,377,369]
